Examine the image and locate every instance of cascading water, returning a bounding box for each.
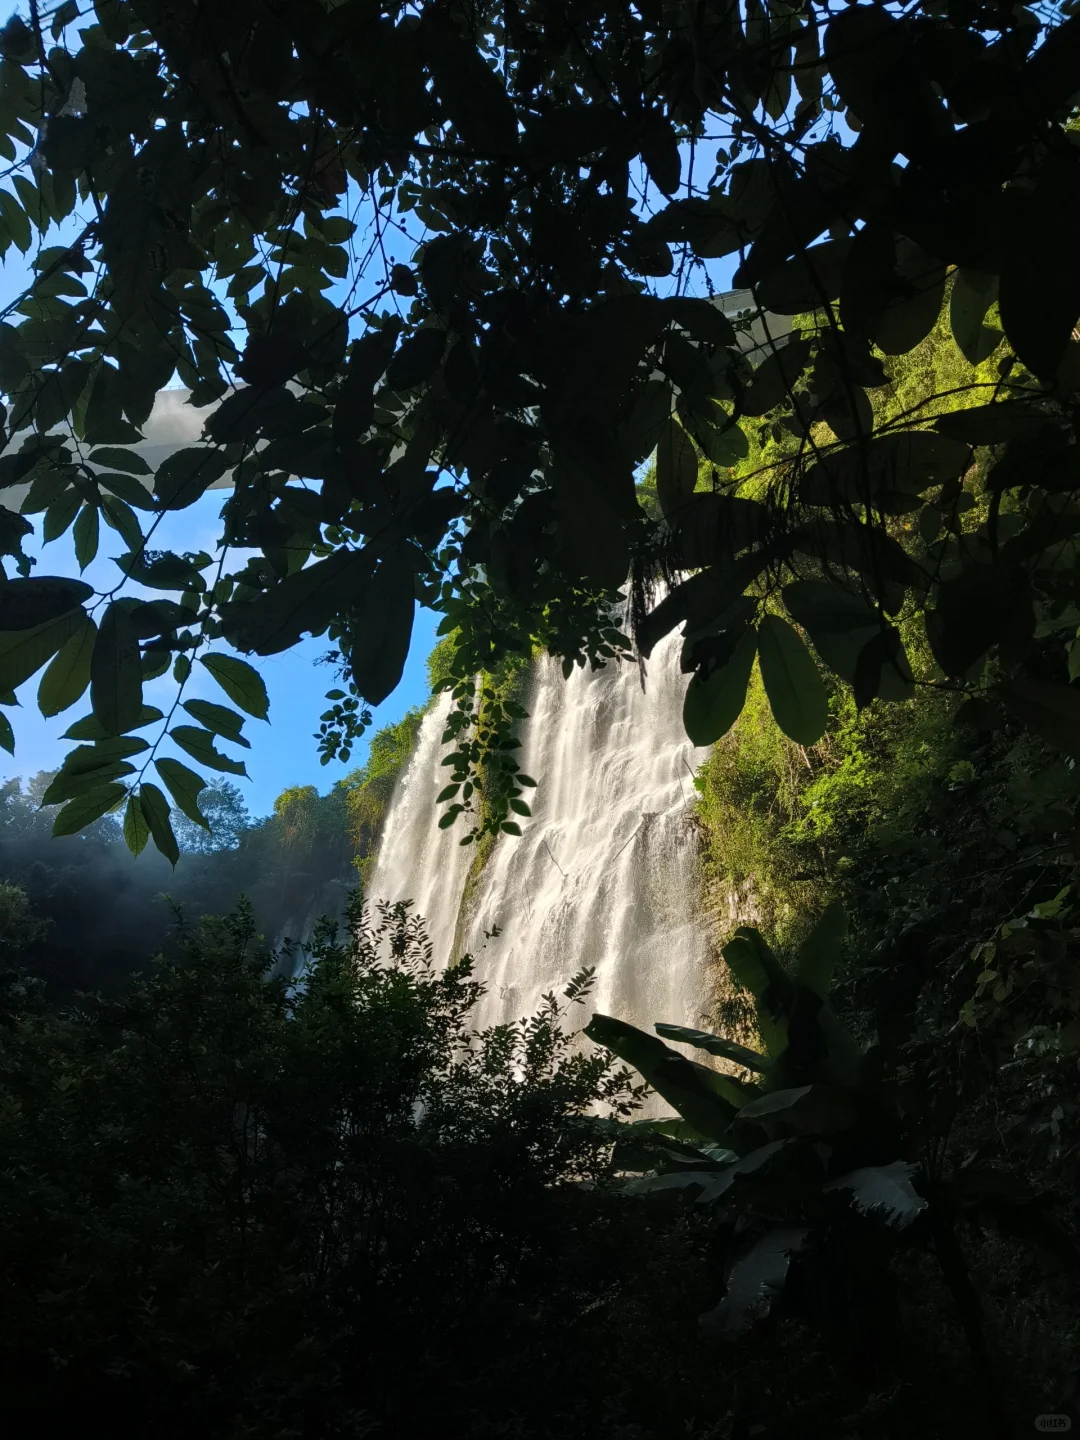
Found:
[366,686,479,955]
[368,626,716,1044]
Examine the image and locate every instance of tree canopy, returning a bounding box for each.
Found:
[2,0,1080,858]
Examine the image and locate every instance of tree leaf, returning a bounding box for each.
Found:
[90,602,143,737]
[660,297,736,347]
[0,709,13,755]
[219,548,371,656]
[42,760,137,807]
[824,1161,928,1229]
[721,927,795,1058]
[64,705,162,740]
[384,328,447,390]
[0,188,31,254]
[422,18,517,154]
[42,490,81,543]
[97,470,155,508]
[584,1013,744,1140]
[347,551,415,706]
[872,239,946,356]
[997,678,1080,761]
[641,113,680,196]
[51,782,127,837]
[799,431,972,506]
[169,724,248,776]
[37,616,96,717]
[100,496,144,551]
[741,339,811,417]
[88,446,152,475]
[198,653,269,720]
[699,1226,810,1339]
[620,1171,715,1199]
[154,757,209,829]
[181,699,249,746]
[123,793,149,857]
[153,447,229,509]
[782,579,878,634]
[757,614,829,745]
[933,401,1060,447]
[653,1023,772,1075]
[926,566,1030,678]
[656,417,698,519]
[683,627,758,745]
[949,269,1002,366]
[795,901,847,999]
[735,1083,857,1136]
[0,608,84,692]
[999,159,1080,382]
[73,502,99,571]
[0,576,92,631]
[139,782,179,865]
[755,238,851,315]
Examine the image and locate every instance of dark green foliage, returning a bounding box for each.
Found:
[594,905,1080,1436]
[0,0,1078,850]
[0,898,649,1437]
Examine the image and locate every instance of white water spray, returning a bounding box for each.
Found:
[368,627,715,1041]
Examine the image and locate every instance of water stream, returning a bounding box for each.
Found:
[368,628,715,1042]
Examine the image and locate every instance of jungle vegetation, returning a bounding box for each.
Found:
[0,0,1076,854]
[1,1,1080,1436]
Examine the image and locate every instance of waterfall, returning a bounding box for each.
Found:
[367,627,716,1046]
[366,687,479,956]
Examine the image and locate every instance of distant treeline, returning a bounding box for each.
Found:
[0,707,424,1001]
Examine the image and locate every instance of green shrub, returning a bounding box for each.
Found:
[0,898,648,1437]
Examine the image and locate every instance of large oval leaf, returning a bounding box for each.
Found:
[997,677,1080,760]
[0,608,85,692]
[0,576,92,631]
[736,1083,857,1136]
[699,1226,810,1339]
[139,782,179,866]
[198,653,269,720]
[584,1013,746,1141]
[90,602,143,737]
[823,1161,928,1229]
[153,447,229,509]
[682,627,758,745]
[757,614,828,745]
[51,782,128,838]
[154,757,209,829]
[656,417,698,519]
[755,238,851,315]
[37,616,96,717]
[654,1023,772,1075]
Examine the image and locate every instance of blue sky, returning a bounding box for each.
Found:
[0,136,738,818]
[0,198,444,814]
